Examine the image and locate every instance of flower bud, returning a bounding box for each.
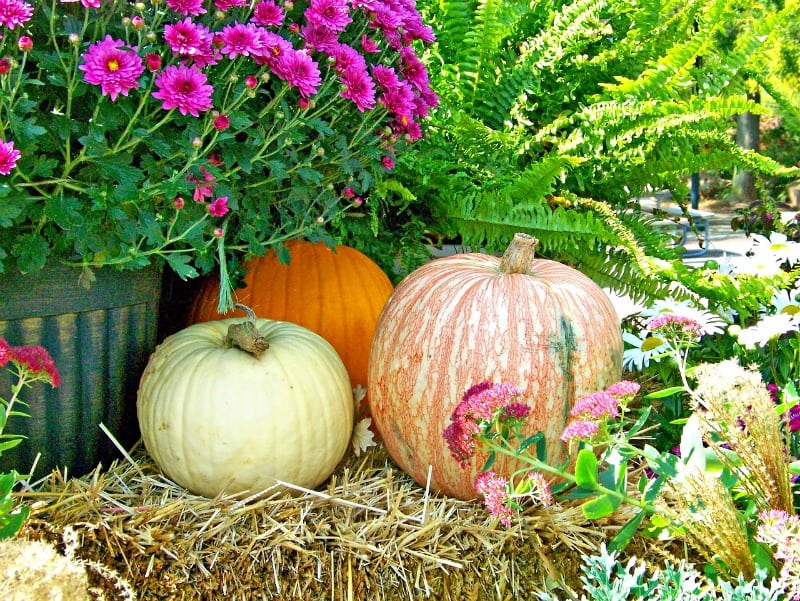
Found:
[192,136,203,149]
[122,17,131,27]
[145,52,161,71]
[381,155,395,170]
[17,36,32,52]
[342,187,355,199]
[68,33,81,46]
[259,72,271,83]
[353,197,363,207]
[316,215,325,224]
[245,75,258,89]
[289,23,300,33]
[297,97,309,110]
[316,146,325,157]
[134,2,146,9]
[173,197,185,209]
[131,16,144,30]
[213,114,230,131]
[0,59,10,75]
[145,31,157,42]
[284,0,294,9]
[214,227,225,238]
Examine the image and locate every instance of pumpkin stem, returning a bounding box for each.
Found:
[224,304,270,358]
[498,233,539,274]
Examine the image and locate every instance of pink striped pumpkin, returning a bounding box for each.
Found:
[368,234,623,500]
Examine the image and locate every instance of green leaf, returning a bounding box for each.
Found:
[12,234,51,273]
[0,506,29,539]
[644,386,685,399]
[609,511,646,551]
[574,448,599,490]
[481,451,496,472]
[581,492,621,520]
[0,439,22,454]
[165,254,199,281]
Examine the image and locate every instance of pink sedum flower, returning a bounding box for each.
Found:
[152,64,214,117]
[79,35,145,101]
[474,471,514,526]
[0,139,21,175]
[569,391,620,420]
[1,338,61,387]
[604,380,641,399]
[0,0,33,29]
[560,419,600,442]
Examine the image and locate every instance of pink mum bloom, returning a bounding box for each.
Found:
[219,22,262,59]
[304,0,352,32]
[164,18,216,67]
[215,0,247,9]
[79,36,145,101]
[300,22,339,54]
[570,391,620,420]
[0,139,21,175]
[188,167,216,202]
[207,196,229,217]
[252,1,284,27]
[360,34,380,53]
[252,29,293,67]
[474,471,514,526]
[0,0,33,29]
[152,64,214,117]
[339,65,375,112]
[165,0,206,15]
[272,49,321,97]
[399,46,431,93]
[604,380,641,399]
[560,419,600,442]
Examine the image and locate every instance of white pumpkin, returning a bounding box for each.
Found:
[137,317,353,498]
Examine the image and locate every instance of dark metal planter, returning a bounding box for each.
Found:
[0,264,162,479]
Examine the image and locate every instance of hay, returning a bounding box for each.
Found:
[18,444,633,600]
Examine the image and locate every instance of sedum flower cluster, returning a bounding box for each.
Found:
[0,0,436,310]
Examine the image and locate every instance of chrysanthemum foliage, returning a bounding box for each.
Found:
[0,0,436,310]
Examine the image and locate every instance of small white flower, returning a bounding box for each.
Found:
[736,313,800,348]
[750,232,800,267]
[731,253,785,277]
[639,299,727,336]
[622,331,668,371]
[351,418,376,456]
[766,287,800,318]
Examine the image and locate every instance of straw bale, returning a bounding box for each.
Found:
[19,444,630,600]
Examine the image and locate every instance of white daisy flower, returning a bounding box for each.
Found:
[639,299,727,336]
[622,331,669,371]
[749,232,800,267]
[731,253,785,278]
[767,287,800,318]
[736,313,800,349]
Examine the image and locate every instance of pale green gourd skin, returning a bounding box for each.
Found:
[137,318,354,498]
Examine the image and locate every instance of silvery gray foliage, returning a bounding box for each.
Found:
[536,545,786,601]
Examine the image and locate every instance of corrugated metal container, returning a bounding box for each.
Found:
[0,264,162,478]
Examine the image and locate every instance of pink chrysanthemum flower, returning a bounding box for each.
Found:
[0,139,21,175]
[560,419,599,442]
[152,64,214,117]
[219,22,263,59]
[300,22,339,54]
[272,49,322,97]
[207,196,229,217]
[604,380,641,399]
[399,46,431,93]
[330,43,366,75]
[79,36,145,101]
[570,391,620,420]
[304,0,352,33]
[0,0,33,29]
[339,65,376,112]
[78,0,100,7]
[360,34,380,54]
[252,29,293,67]
[188,167,215,201]
[165,0,206,16]
[252,0,284,27]
[474,471,514,526]
[164,18,216,67]
[215,0,248,10]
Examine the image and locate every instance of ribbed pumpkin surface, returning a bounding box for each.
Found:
[137,319,353,498]
[189,240,393,391]
[368,241,623,500]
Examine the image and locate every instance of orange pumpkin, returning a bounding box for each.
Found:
[368,233,623,500]
[189,240,394,394]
